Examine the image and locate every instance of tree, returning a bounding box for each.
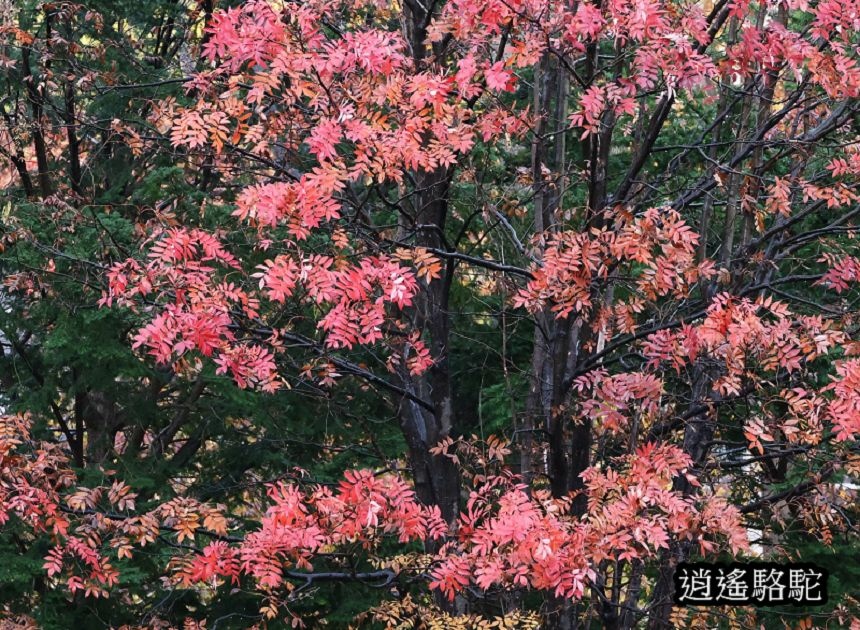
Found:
[1,0,860,627]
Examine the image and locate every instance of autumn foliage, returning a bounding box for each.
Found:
[1,0,860,627]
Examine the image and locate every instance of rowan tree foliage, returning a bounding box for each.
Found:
[1,0,860,628]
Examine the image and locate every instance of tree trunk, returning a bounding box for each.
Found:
[397,166,461,526]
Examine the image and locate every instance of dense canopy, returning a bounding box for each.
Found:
[0,0,859,628]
